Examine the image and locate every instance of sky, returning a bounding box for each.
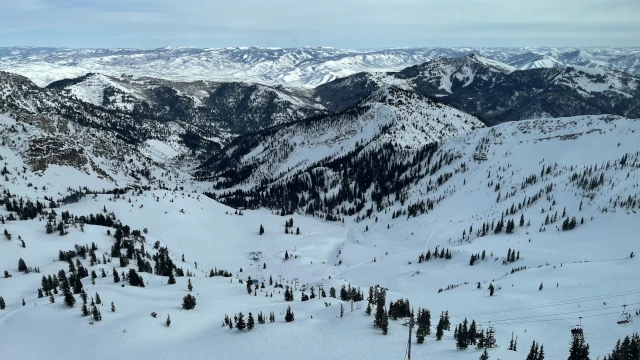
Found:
[0,0,639,49]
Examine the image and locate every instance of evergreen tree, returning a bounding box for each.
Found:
[81,303,90,317]
[538,345,545,360]
[18,258,27,272]
[329,287,336,298]
[247,312,255,330]
[49,293,55,304]
[91,305,102,321]
[468,319,478,345]
[0,296,5,309]
[187,279,193,292]
[480,349,490,360]
[436,314,445,340]
[285,306,295,322]
[416,308,427,344]
[112,268,120,283]
[489,283,495,296]
[182,294,197,310]
[236,312,246,330]
[38,288,44,298]
[63,288,76,307]
[95,293,101,305]
[381,311,389,335]
[340,303,344,318]
[526,340,539,360]
[568,335,590,360]
[259,224,264,235]
[111,302,116,312]
[165,314,171,327]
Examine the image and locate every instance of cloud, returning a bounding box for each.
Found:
[0,0,638,48]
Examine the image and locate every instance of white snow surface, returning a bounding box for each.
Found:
[0,113,639,360]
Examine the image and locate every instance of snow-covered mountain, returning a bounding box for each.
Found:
[46,72,326,137]
[315,54,640,124]
[2,46,640,88]
[197,85,484,188]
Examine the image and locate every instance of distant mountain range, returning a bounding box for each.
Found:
[1,46,638,88]
[316,54,640,125]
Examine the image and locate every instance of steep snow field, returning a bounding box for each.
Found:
[1,115,639,360]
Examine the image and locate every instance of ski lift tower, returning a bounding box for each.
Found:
[402,317,416,360]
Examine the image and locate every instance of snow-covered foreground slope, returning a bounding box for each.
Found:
[1,115,639,360]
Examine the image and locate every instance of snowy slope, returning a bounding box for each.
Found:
[1,114,639,360]
[46,73,327,137]
[199,86,484,187]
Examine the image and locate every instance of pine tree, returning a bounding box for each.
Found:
[436,314,445,340]
[49,293,55,304]
[538,345,545,360]
[416,309,427,344]
[81,303,90,317]
[340,303,344,318]
[168,269,176,284]
[111,302,116,312]
[568,335,589,360]
[18,258,27,272]
[468,319,478,345]
[91,305,102,321]
[247,312,255,330]
[63,288,76,307]
[381,311,389,335]
[259,224,264,235]
[113,268,120,283]
[236,312,246,330]
[285,306,295,322]
[187,279,193,292]
[480,348,490,360]
[165,314,171,327]
[526,341,539,360]
[182,294,197,310]
[489,283,495,296]
[0,296,5,309]
[329,287,336,298]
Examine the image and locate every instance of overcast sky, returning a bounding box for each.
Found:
[1,0,638,49]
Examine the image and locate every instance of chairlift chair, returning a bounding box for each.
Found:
[617,305,633,325]
[571,317,584,337]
